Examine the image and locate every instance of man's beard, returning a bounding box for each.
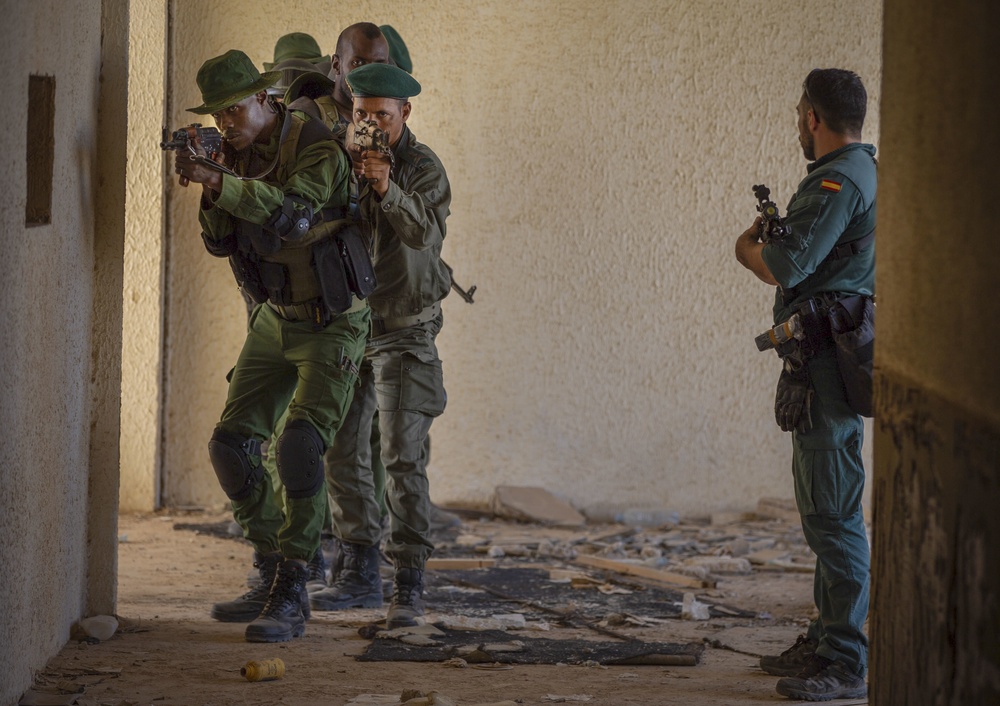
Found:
[800,133,816,161]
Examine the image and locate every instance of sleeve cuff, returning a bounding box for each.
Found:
[761,243,807,289]
[213,173,244,214]
[378,180,402,212]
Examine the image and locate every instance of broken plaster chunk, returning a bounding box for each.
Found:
[542,695,593,703]
[493,613,527,629]
[490,485,586,526]
[399,633,442,647]
[377,623,445,639]
[431,614,512,631]
[681,592,711,620]
[482,641,525,653]
[78,615,119,641]
[487,545,506,558]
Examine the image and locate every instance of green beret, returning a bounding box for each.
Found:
[379,25,412,74]
[187,50,280,114]
[264,32,330,71]
[347,63,421,100]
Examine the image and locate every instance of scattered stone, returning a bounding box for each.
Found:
[76,615,119,641]
[680,593,711,621]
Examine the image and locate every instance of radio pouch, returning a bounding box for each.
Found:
[828,295,875,417]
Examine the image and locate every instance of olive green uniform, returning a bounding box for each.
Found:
[201,106,368,562]
[761,142,876,677]
[324,125,451,568]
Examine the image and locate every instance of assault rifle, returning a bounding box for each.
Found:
[161,124,224,187]
[752,184,792,244]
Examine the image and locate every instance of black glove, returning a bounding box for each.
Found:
[775,367,814,433]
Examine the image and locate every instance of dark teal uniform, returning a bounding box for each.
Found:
[200,106,369,562]
[761,142,877,677]
[324,125,451,568]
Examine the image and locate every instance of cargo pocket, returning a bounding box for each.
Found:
[398,350,446,416]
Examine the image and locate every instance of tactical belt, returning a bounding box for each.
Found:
[267,295,366,324]
[371,301,441,337]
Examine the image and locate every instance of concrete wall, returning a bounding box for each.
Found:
[0,0,127,701]
[162,0,882,515]
[871,1,1000,703]
[119,0,167,512]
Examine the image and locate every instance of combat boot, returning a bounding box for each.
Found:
[386,567,425,629]
[305,547,330,593]
[309,542,383,610]
[775,655,867,701]
[245,558,309,643]
[211,552,280,623]
[760,634,817,676]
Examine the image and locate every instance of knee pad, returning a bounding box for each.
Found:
[208,429,263,501]
[275,419,326,499]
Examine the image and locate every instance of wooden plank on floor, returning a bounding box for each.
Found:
[572,555,714,589]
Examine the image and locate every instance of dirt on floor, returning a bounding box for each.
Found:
[23,508,869,706]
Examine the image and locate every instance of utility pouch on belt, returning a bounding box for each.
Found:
[827,295,875,417]
[228,250,268,304]
[201,230,237,258]
[336,224,377,300]
[259,260,291,306]
[312,237,354,315]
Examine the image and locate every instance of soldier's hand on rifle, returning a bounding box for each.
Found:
[174,143,222,193]
[360,149,392,198]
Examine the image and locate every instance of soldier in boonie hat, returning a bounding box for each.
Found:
[379,25,412,74]
[263,32,331,75]
[187,49,280,116]
[266,58,320,100]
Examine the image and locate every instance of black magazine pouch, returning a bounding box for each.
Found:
[337,224,377,300]
[228,252,268,304]
[312,237,353,315]
[258,261,290,306]
[828,295,875,417]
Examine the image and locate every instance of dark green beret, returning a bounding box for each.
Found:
[379,25,412,74]
[346,63,421,100]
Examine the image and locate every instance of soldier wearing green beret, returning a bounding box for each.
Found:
[379,25,412,74]
[174,49,371,643]
[310,62,451,628]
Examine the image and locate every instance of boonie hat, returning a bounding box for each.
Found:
[187,49,280,114]
[263,32,330,70]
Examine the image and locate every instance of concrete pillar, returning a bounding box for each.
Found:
[872,1,1000,703]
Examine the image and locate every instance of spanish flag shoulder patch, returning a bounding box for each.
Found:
[820,179,842,193]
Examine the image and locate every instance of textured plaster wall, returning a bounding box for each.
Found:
[871,2,1000,703]
[120,0,167,512]
[164,0,881,514]
[0,1,113,702]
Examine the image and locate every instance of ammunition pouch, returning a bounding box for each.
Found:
[201,230,238,258]
[311,223,376,315]
[228,249,268,305]
[827,295,875,417]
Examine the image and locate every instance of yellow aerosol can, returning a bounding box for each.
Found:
[241,657,285,682]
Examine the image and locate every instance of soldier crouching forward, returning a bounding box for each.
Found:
[173,49,372,643]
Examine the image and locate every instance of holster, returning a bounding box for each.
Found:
[827,295,875,417]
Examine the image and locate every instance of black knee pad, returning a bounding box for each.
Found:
[275,419,326,499]
[208,429,263,501]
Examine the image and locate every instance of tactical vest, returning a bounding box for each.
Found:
[202,107,375,316]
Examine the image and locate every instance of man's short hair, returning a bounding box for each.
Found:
[802,68,867,137]
[336,22,384,56]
